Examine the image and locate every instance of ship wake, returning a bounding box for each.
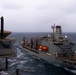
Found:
[64,67,76,74]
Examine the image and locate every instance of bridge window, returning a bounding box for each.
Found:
[2,41,11,48]
[0,41,11,49]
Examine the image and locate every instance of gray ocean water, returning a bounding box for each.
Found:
[0,32,76,75]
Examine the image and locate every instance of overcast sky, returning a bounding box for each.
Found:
[0,0,76,32]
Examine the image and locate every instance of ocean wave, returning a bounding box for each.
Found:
[8,62,18,68]
[54,64,61,67]
[70,70,76,74]
[17,48,24,58]
[64,67,76,74]
[8,59,17,62]
[0,71,9,75]
[19,60,28,64]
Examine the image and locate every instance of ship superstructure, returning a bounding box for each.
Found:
[0,16,16,69]
[20,24,76,69]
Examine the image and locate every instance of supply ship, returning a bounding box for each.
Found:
[20,24,76,69]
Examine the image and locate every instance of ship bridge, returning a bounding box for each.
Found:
[0,16,16,58]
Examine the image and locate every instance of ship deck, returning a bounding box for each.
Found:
[56,54,76,65]
[22,45,39,54]
[22,45,76,65]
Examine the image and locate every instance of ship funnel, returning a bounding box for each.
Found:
[56,26,62,40]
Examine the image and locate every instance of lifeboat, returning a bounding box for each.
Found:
[43,46,48,51]
[39,45,48,51]
[39,45,43,50]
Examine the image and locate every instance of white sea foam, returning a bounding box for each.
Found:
[54,64,61,67]
[19,60,27,64]
[24,57,28,60]
[0,71,9,75]
[70,70,76,74]
[9,62,18,68]
[8,59,17,62]
[64,67,76,74]
[17,48,24,58]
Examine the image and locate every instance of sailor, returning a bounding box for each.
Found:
[33,37,37,50]
[35,37,40,50]
[35,38,38,50]
[30,38,34,48]
[23,37,29,46]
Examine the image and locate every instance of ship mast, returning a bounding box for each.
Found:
[51,23,55,40]
[0,16,4,38]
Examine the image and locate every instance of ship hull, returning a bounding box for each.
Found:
[22,47,76,70]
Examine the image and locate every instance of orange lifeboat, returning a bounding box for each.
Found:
[39,45,48,51]
[43,46,48,51]
[39,45,43,50]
